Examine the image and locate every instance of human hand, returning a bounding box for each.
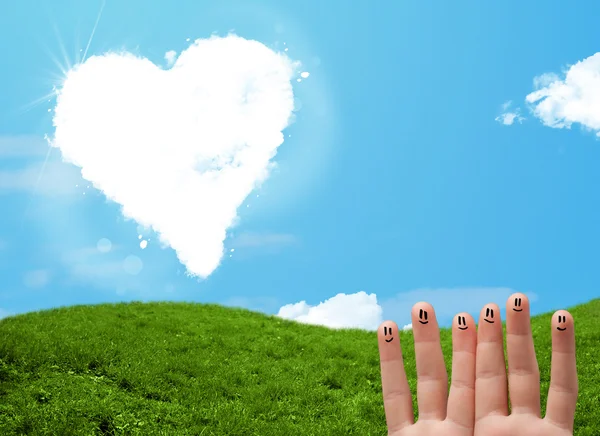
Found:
[378,303,477,436]
[474,293,577,435]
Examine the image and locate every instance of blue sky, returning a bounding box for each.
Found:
[1,0,600,331]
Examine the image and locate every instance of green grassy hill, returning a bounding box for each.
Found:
[0,299,598,435]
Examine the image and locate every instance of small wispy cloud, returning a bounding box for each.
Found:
[0,135,51,159]
[62,242,144,292]
[380,287,537,327]
[495,100,525,126]
[232,232,296,248]
[225,232,297,260]
[221,296,282,314]
[0,308,13,320]
[526,53,600,136]
[0,161,83,196]
[23,269,51,289]
[0,135,83,196]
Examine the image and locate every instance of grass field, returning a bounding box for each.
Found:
[0,298,598,435]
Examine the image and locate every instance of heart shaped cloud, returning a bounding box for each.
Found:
[51,35,297,278]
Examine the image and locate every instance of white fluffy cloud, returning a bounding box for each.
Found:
[525,52,600,136]
[277,291,383,331]
[495,100,525,126]
[51,35,299,279]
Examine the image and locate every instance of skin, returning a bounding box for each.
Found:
[377,303,477,436]
[377,294,578,436]
[474,293,578,436]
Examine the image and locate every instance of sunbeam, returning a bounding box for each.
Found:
[15,88,59,116]
[20,139,54,229]
[18,3,93,226]
[82,0,106,63]
[20,0,107,216]
[37,39,70,78]
[17,8,73,117]
[50,22,74,76]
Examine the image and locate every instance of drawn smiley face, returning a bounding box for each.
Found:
[513,297,523,312]
[457,315,468,330]
[418,309,429,325]
[383,326,394,342]
[557,315,567,331]
[484,307,495,323]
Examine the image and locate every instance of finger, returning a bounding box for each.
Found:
[378,321,414,432]
[446,313,476,430]
[412,302,448,420]
[505,293,540,416]
[545,311,578,433]
[475,303,509,422]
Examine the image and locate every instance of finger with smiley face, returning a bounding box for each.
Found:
[475,303,509,421]
[505,293,540,416]
[377,321,414,430]
[546,310,577,431]
[411,302,448,421]
[447,313,477,429]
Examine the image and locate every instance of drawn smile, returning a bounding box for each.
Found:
[556,315,567,331]
[458,326,468,330]
[513,298,523,312]
[484,307,495,323]
[418,309,429,325]
[383,326,395,342]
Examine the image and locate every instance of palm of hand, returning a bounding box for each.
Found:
[390,419,472,436]
[390,415,573,436]
[475,415,574,436]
